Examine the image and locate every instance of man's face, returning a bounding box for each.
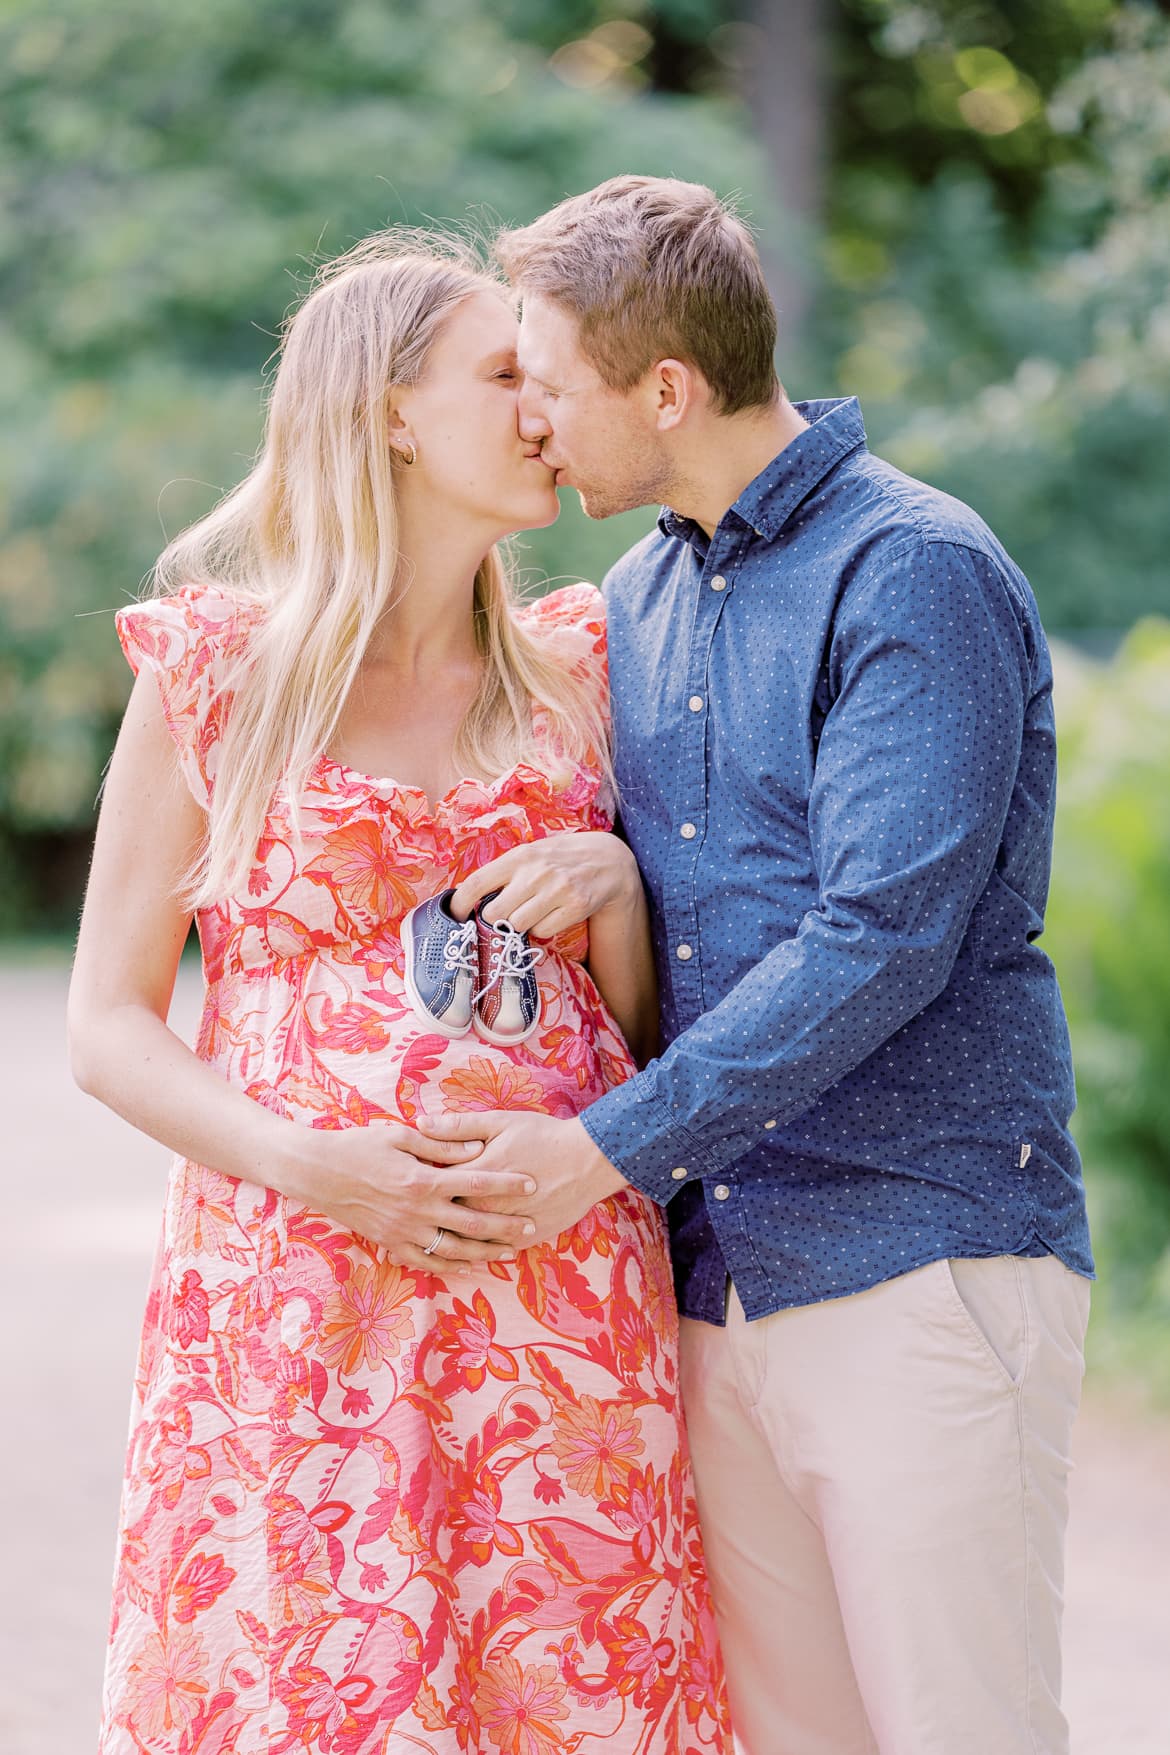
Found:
[516,294,673,520]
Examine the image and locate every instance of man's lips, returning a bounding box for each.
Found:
[521,448,568,482]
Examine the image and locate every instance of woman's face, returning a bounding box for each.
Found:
[395,288,560,535]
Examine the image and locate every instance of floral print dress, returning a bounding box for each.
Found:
[102,582,731,1755]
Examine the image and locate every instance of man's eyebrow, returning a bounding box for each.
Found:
[480,347,519,369]
[519,365,563,392]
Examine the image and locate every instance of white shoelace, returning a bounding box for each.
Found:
[442,919,479,977]
[478,923,544,997]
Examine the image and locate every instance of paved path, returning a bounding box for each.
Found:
[2,959,1167,1752]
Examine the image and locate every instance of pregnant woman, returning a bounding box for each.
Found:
[68,234,730,1754]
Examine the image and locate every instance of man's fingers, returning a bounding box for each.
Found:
[413,1135,485,1165]
[387,1121,483,1163]
[420,1109,508,1142]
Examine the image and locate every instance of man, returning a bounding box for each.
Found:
[422,176,1093,1754]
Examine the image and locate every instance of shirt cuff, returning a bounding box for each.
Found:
[580,1075,728,1206]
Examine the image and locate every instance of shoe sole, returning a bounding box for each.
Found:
[400,908,474,1039]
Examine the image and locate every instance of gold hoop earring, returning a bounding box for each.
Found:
[400,442,417,467]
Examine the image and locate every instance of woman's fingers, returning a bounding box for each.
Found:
[363,1194,529,1261]
[437,1199,535,1249]
[390,1236,514,1274]
[443,1164,535,1201]
[480,866,586,930]
[450,851,522,919]
[451,830,629,933]
[524,904,583,941]
[478,876,545,928]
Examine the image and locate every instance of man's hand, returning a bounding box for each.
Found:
[278,1121,538,1274]
[449,830,641,937]
[417,1111,629,1245]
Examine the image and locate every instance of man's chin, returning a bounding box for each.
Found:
[569,484,642,522]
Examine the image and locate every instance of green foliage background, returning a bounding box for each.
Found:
[2,0,1168,1369]
[1045,623,1170,1389]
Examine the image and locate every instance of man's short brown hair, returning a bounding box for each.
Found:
[495,175,778,416]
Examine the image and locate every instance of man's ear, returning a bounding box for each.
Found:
[651,357,701,433]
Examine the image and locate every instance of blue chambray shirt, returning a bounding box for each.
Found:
[580,397,1094,1324]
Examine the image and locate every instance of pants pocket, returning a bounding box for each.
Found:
[939,1256,1028,1392]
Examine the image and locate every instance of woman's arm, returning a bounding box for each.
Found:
[68,669,536,1271]
[578,876,658,1067]
[450,829,659,1065]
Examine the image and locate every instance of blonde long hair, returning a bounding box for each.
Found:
[152,232,611,907]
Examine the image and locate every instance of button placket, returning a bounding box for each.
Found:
[661,542,738,1020]
[660,590,711,1013]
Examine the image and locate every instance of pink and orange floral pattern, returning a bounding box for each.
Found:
[102,582,731,1754]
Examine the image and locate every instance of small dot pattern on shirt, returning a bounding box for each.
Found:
[580,396,1093,1324]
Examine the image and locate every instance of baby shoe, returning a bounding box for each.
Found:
[474,893,544,1046]
[400,890,479,1037]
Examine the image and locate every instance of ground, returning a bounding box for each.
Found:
[2,959,1166,1753]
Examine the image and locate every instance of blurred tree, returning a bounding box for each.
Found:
[1045,619,1170,1362]
[814,1,1170,631]
[3,0,1169,932]
[832,0,1117,222]
[0,0,767,927]
[744,0,827,355]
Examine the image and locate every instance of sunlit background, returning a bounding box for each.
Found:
[5,0,1167,1376]
[0,6,1164,1747]
[1,7,1168,1743]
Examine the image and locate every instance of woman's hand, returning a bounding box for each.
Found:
[449,829,642,937]
[277,1121,539,1274]
[69,666,543,1278]
[451,828,659,1066]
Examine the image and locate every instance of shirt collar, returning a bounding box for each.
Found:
[656,396,868,549]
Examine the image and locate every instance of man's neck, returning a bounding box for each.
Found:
[671,396,809,539]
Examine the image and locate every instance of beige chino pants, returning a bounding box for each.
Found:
[679,1255,1090,1755]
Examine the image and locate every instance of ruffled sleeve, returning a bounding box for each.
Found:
[516,582,609,721]
[115,584,257,810]
[514,582,613,826]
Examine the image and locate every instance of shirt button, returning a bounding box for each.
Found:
[688,695,704,712]
[713,1184,731,1200]
[763,1118,777,1129]
[680,822,697,840]
[675,943,693,961]
[711,574,727,591]
[671,1167,688,1181]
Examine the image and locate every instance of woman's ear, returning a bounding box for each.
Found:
[386,395,416,462]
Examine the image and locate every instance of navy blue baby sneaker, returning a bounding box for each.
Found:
[400,890,479,1037]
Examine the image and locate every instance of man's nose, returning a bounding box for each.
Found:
[517,380,550,441]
